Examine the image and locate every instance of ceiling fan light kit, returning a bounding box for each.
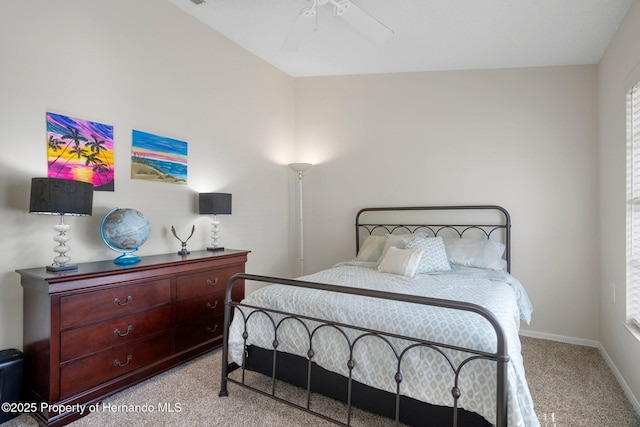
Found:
[281,0,394,52]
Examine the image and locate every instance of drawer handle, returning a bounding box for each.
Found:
[206,277,219,286]
[114,354,133,367]
[206,300,219,309]
[113,296,133,306]
[114,325,133,337]
[206,324,219,333]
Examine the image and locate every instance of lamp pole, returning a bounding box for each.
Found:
[288,163,312,276]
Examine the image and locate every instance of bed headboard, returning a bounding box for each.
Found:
[355,205,511,272]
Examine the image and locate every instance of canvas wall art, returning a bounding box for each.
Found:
[131,130,187,185]
[46,112,115,191]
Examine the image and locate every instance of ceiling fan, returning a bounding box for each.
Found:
[281,0,394,52]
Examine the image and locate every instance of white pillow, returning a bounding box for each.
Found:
[404,236,451,273]
[442,238,506,271]
[381,234,408,256]
[355,235,387,262]
[377,247,424,277]
[380,232,427,258]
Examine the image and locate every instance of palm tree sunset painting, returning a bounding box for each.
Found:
[131,130,187,185]
[46,112,115,191]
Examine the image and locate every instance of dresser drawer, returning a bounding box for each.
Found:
[59,334,171,399]
[175,285,243,325]
[60,306,171,362]
[176,266,242,300]
[175,316,224,352]
[176,291,223,325]
[60,278,171,328]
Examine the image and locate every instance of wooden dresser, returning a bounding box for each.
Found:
[16,249,249,426]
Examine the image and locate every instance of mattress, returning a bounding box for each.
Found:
[228,262,539,427]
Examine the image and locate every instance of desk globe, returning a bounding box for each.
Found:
[100,208,151,264]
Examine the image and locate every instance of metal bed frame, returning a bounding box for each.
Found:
[219,205,512,426]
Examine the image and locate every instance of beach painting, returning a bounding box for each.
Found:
[131,130,188,185]
[46,112,115,191]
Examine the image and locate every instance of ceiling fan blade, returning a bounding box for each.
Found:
[280,6,317,53]
[333,0,393,44]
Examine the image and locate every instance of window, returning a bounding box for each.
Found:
[627,80,640,327]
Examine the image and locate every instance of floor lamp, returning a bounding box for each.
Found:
[288,163,312,276]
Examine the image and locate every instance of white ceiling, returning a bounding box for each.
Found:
[167,0,635,77]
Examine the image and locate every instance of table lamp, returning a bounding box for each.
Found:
[198,192,232,251]
[29,177,94,271]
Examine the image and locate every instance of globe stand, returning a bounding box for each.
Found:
[114,252,141,265]
[171,225,195,256]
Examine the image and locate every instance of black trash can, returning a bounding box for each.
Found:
[0,349,23,423]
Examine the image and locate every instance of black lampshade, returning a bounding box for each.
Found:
[29,177,94,216]
[199,193,232,215]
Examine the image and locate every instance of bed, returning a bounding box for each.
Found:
[219,206,539,427]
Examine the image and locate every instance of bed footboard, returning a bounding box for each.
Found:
[219,273,509,427]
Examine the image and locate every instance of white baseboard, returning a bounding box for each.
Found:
[597,343,640,415]
[519,329,599,348]
[519,329,640,416]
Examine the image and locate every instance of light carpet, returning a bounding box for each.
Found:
[2,337,639,426]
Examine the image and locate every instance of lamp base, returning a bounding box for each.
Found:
[46,264,78,272]
[206,246,225,252]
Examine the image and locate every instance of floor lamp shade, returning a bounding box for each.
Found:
[29,177,94,271]
[198,193,232,251]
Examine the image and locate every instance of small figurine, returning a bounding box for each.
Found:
[171,225,195,256]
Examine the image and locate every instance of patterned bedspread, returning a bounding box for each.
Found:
[228,263,540,427]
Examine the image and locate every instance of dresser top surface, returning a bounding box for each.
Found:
[16,249,250,283]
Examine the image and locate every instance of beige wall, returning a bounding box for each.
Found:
[598,0,640,412]
[0,0,296,349]
[294,66,600,341]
